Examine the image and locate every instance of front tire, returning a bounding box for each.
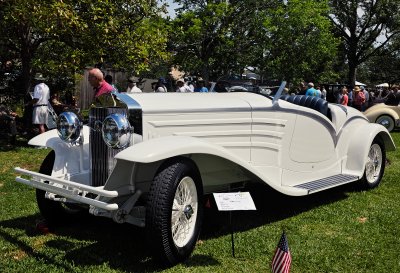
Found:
[359,137,386,189]
[146,159,203,265]
[376,115,395,132]
[36,151,85,225]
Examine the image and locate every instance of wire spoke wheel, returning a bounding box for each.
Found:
[359,138,386,189]
[365,143,383,184]
[171,176,198,248]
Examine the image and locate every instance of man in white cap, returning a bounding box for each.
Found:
[32,73,50,134]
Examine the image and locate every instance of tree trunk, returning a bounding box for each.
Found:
[20,28,34,96]
[348,58,357,87]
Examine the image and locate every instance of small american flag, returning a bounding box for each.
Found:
[271,231,292,273]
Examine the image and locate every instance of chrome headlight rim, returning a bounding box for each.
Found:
[102,113,131,149]
[57,112,82,143]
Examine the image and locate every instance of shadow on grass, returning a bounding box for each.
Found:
[0,212,219,272]
[201,182,353,239]
[0,182,360,271]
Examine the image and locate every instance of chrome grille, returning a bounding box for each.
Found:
[89,107,127,186]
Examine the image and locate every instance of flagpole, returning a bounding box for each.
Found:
[230,210,235,257]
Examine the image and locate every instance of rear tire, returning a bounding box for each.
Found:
[36,151,85,225]
[146,159,203,265]
[358,137,386,189]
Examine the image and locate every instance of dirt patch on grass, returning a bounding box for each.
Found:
[7,249,27,260]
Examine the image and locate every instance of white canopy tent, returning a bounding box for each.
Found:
[355,81,366,86]
[376,83,389,88]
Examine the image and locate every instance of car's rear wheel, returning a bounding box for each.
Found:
[36,151,85,225]
[376,115,395,132]
[359,137,386,189]
[146,159,203,265]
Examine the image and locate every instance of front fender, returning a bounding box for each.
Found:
[28,126,91,177]
[116,135,244,164]
[345,123,395,175]
[115,136,308,196]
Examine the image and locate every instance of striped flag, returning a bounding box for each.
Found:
[271,231,292,273]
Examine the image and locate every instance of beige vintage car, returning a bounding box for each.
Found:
[364,103,400,132]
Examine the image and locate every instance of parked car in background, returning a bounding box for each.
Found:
[15,84,395,266]
[364,103,400,132]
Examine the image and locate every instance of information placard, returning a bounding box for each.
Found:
[213,192,256,211]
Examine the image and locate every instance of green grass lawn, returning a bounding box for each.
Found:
[1,133,400,273]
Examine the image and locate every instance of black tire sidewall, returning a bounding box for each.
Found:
[36,151,65,223]
[146,160,203,265]
[36,150,85,224]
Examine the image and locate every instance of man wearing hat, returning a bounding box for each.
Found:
[126,76,142,93]
[32,73,50,134]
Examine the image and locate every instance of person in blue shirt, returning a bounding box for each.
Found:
[305,82,321,97]
[194,78,208,92]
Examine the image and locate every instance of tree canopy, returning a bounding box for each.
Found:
[1,0,400,103]
[329,0,400,85]
[0,0,169,97]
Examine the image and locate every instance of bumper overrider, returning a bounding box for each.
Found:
[15,167,119,211]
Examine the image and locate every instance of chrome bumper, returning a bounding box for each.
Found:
[15,167,119,211]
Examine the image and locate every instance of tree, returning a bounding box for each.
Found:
[170,1,236,81]
[329,0,400,86]
[0,0,169,97]
[170,0,337,85]
[259,0,338,84]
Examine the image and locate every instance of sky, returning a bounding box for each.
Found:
[166,0,179,17]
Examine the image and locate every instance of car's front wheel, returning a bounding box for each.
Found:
[146,159,203,265]
[376,115,395,132]
[36,151,85,225]
[359,137,386,189]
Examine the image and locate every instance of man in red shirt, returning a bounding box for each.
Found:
[88,68,115,106]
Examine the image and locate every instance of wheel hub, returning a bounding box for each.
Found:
[379,119,389,128]
[183,205,194,220]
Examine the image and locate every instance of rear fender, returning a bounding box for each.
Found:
[374,108,399,122]
[345,123,395,175]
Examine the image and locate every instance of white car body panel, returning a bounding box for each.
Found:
[16,92,395,214]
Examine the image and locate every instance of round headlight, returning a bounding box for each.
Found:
[102,113,131,149]
[57,112,82,142]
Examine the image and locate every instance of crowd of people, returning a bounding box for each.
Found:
[292,81,400,112]
[2,68,400,145]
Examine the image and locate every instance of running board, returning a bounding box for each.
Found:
[294,174,359,194]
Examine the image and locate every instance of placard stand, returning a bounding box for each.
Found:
[213,191,256,258]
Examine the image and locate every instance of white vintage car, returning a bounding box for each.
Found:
[15,84,395,265]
